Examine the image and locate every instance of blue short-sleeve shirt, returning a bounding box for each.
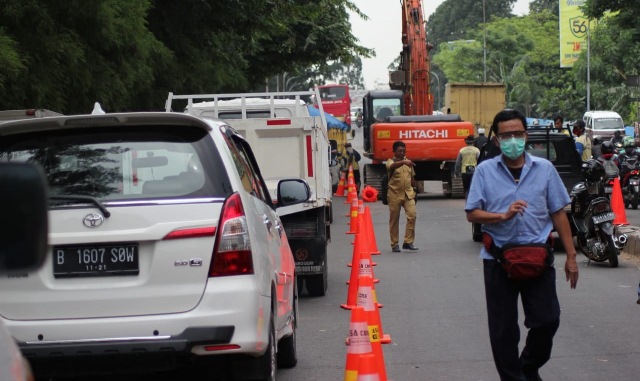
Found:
[465,153,570,260]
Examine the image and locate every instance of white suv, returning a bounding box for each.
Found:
[0,112,305,380]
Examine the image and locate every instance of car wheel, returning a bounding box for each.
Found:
[254,316,277,381]
[277,282,298,369]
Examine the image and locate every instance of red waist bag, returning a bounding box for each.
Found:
[483,233,551,281]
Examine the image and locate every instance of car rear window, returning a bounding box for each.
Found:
[526,142,557,161]
[0,125,232,201]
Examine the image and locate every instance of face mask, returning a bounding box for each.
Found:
[346,148,353,154]
[500,137,526,160]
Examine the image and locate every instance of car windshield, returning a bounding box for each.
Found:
[594,118,624,129]
[0,125,232,201]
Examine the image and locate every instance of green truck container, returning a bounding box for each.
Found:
[443,82,506,134]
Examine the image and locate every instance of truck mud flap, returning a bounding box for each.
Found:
[289,237,327,276]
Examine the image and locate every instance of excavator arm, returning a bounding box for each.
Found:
[390,0,433,116]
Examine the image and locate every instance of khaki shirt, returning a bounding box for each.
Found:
[575,134,592,161]
[386,157,416,199]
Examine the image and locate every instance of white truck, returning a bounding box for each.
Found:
[165,90,336,296]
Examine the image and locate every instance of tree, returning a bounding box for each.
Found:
[582,0,640,42]
[433,11,584,118]
[426,0,516,49]
[529,0,559,16]
[0,0,373,113]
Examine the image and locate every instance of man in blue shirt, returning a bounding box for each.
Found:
[465,109,579,381]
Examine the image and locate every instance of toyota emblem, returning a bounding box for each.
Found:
[83,213,104,228]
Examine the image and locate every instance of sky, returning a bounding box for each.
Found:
[349,0,533,89]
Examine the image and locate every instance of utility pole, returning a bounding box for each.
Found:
[586,21,591,111]
[483,0,487,83]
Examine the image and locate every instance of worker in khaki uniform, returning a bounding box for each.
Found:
[455,135,481,197]
[386,140,418,252]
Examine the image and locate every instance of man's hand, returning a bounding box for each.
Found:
[404,159,416,167]
[565,257,579,289]
[503,200,528,221]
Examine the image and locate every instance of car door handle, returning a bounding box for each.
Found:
[274,220,283,237]
[263,215,273,232]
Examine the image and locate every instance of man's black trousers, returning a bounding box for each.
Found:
[483,259,560,381]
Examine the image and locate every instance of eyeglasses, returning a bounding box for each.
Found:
[496,131,527,140]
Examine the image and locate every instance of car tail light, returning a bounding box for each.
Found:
[209,193,253,277]
[163,226,216,240]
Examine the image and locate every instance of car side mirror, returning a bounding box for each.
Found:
[0,163,48,272]
[277,179,311,207]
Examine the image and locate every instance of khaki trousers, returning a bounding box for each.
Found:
[388,193,416,247]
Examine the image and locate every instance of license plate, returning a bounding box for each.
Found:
[53,244,139,278]
[592,212,615,224]
[604,186,613,194]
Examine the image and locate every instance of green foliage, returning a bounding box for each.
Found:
[426,0,516,49]
[582,0,640,42]
[0,0,371,113]
[529,0,559,16]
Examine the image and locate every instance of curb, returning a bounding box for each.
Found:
[619,225,640,257]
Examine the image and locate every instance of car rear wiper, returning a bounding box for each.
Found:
[49,195,111,218]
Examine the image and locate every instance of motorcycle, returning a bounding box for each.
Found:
[620,158,640,209]
[570,160,627,268]
[356,114,363,128]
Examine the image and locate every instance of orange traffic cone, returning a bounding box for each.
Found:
[612,177,629,225]
[344,306,372,381]
[357,276,390,380]
[362,186,379,203]
[345,167,356,204]
[347,224,379,283]
[347,198,359,234]
[358,276,390,343]
[343,233,378,310]
[364,207,381,255]
[357,353,383,381]
[334,171,347,197]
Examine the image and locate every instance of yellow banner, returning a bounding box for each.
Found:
[559,0,588,68]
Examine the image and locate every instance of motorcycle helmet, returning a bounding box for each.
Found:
[600,140,615,155]
[623,135,635,148]
[581,159,605,182]
[592,135,602,145]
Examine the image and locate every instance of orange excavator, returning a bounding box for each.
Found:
[362,0,474,198]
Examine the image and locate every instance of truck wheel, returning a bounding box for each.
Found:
[305,252,328,297]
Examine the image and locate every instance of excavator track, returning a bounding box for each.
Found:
[450,177,465,198]
[363,164,386,199]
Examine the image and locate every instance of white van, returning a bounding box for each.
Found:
[583,110,624,139]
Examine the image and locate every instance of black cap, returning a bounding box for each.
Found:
[573,120,585,128]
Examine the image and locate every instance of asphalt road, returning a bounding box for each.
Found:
[277,127,640,381]
[279,190,640,381]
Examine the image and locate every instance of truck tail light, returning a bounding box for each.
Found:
[209,193,254,277]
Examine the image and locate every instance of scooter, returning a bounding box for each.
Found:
[570,163,627,268]
[356,114,363,128]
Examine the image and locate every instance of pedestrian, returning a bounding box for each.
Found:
[340,142,361,192]
[591,135,603,160]
[553,115,570,136]
[455,134,480,197]
[611,130,624,146]
[465,109,579,381]
[572,120,592,161]
[474,128,488,150]
[386,141,418,252]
